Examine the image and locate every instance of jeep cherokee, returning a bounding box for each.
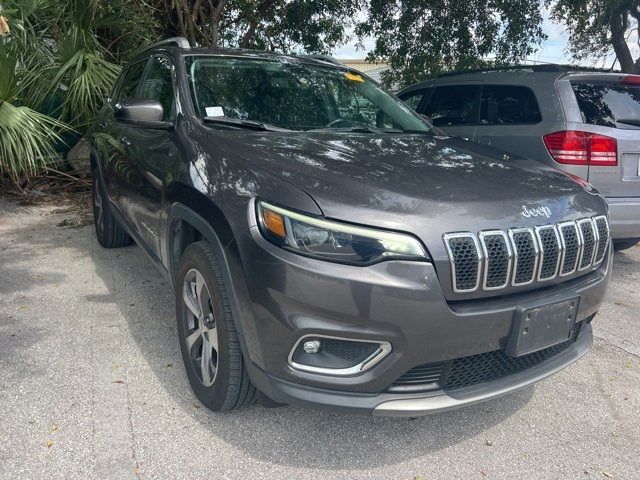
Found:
[90,38,612,416]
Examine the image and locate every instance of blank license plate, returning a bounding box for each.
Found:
[507,297,579,357]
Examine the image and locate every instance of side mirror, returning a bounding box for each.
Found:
[114,100,168,127]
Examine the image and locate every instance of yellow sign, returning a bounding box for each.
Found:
[344,71,365,83]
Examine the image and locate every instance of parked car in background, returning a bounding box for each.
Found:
[398,66,640,251]
[91,41,612,416]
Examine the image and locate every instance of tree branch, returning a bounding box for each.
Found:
[610,12,636,72]
[239,0,277,48]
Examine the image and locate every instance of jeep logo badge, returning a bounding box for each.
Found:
[521,205,552,219]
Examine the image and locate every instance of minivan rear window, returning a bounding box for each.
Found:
[572,82,640,128]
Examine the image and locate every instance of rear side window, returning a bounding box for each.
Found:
[423,85,479,126]
[400,88,430,111]
[572,82,640,128]
[140,56,174,121]
[480,85,541,125]
[116,61,147,104]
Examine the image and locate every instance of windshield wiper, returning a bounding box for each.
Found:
[307,126,404,134]
[202,116,293,132]
[615,118,640,127]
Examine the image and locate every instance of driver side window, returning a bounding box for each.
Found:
[140,55,175,121]
[116,60,147,105]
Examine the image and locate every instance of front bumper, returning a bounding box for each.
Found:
[607,197,640,239]
[247,323,592,415]
[233,223,611,415]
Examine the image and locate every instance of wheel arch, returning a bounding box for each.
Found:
[165,192,250,346]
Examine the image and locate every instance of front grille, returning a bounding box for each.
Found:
[444,322,582,391]
[388,321,584,393]
[387,363,444,392]
[443,216,608,293]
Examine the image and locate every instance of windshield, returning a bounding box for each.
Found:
[572,81,640,128]
[186,56,430,132]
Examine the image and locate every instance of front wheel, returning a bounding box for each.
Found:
[175,241,257,411]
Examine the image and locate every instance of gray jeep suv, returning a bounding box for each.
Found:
[91,40,611,416]
[398,65,640,250]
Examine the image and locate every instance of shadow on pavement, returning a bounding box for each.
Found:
[84,223,536,471]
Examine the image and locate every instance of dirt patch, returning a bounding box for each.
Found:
[1,170,93,228]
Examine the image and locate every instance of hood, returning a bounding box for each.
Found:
[206,129,609,301]
[208,130,606,233]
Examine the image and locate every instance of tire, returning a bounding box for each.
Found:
[175,241,257,411]
[92,172,132,248]
[613,238,640,252]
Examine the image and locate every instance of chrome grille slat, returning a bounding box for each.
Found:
[444,216,606,294]
[558,221,582,276]
[509,228,540,286]
[534,225,561,281]
[478,231,512,290]
[443,233,482,293]
[577,218,596,270]
[593,215,610,264]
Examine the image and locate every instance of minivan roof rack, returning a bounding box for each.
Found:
[134,37,191,57]
[437,64,620,78]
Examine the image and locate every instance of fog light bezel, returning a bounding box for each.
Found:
[287,334,392,376]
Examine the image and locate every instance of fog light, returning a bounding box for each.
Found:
[303,339,322,354]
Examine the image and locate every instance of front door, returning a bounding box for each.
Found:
[117,55,178,257]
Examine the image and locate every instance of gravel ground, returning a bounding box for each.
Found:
[1,198,638,480]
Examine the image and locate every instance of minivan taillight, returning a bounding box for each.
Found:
[543,130,618,166]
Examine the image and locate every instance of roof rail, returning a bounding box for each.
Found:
[298,54,344,66]
[437,63,619,78]
[133,37,191,57]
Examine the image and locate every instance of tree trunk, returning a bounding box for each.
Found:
[239,0,277,48]
[207,0,227,47]
[610,13,637,73]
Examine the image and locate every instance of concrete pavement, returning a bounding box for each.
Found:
[1,198,638,480]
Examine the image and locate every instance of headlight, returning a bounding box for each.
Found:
[257,201,428,265]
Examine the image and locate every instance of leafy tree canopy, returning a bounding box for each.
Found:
[357,0,546,86]
[164,0,362,54]
[548,0,640,73]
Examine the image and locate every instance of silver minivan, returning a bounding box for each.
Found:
[398,66,640,250]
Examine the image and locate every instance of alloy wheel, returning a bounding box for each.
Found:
[182,268,219,387]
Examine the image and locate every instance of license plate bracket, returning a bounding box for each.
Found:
[507,297,580,357]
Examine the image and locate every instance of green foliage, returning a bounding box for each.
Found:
[548,0,640,73]
[357,0,546,86]
[1,0,558,182]
[0,51,69,183]
[164,0,363,53]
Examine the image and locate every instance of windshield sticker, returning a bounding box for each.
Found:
[344,72,365,83]
[205,106,225,117]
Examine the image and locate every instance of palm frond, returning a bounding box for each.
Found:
[0,101,70,183]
